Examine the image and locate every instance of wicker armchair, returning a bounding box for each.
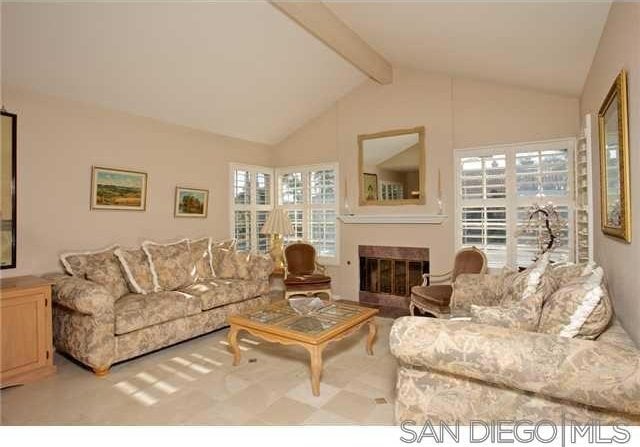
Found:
[409,247,487,317]
[283,242,332,300]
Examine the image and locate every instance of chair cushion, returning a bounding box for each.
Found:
[114,247,156,295]
[115,291,202,335]
[284,273,331,286]
[142,239,195,291]
[180,278,268,311]
[411,285,452,306]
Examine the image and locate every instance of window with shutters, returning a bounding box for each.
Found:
[455,139,575,268]
[230,164,273,253]
[276,164,339,265]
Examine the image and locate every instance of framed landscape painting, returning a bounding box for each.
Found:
[91,166,147,211]
[175,186,209,217]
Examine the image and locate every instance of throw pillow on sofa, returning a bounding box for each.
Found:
[538,267,613,339]
[216,248,251,279]
[469,275,556,331]
[60,245,129,299]
[114,247,156,295]
[190,237,214,280]
[501,252,554,306]
[470,288,546,332]
[142,239,195,291]
[549,261,596,287]
[211,239,236,276]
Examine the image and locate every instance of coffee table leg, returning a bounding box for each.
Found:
[308,345,323,397]
[228,326,241,366]
[366,319,377,355]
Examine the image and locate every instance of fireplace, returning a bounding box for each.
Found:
[358,245,429,308]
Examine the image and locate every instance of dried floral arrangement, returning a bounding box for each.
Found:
[523,202,567,260]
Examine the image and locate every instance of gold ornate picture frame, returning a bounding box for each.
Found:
[598,69,631,242]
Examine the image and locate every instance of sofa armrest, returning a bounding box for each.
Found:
[248,253,275,281]
[451,273,504,311]
[51,275,116,317]
[390,317,640,415]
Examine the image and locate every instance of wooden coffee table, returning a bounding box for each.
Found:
[227,300,378,396]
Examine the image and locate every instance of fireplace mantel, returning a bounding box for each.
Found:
[338,214,447,225]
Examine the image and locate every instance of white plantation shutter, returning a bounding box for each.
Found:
[277,164,339,264]
[459,154,507,267]
[456,139,575,269]
[230,164,273,253]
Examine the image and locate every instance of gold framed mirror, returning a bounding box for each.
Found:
[358,126,425,206]
[598,70,631,242]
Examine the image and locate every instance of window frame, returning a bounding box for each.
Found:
[228,163,274,253]
[275,163,340,266]
[454,138,576,269]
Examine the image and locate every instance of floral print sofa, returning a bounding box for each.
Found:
[390,260,640,425]
[49,238,273,376]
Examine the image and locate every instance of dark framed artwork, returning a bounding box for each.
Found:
[362,173,379,202]
[1,110,17,269]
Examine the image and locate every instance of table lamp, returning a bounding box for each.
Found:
[260,208,293,273]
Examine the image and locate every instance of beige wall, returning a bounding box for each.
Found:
[0,85,272,277]
[580,2,640,344]
[274,67,579,300]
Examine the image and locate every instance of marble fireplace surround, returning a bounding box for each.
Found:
[358,245,429,309]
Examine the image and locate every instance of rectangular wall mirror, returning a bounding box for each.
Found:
[358,126,425,206]
[598,70,631,242]
[1,111,17,269]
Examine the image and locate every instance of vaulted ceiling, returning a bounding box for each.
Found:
[1,2,365,144]
[327,1,611,96]
[2,2,611,145]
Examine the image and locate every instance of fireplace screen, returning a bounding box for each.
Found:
[358,246,429,307]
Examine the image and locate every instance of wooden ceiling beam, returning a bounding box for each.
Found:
[270,1,393,84]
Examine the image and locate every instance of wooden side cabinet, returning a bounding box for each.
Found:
[0,276,56,386]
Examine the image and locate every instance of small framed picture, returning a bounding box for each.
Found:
[91,166,147,211]
[363,173,379,201]
[175,187,209,218]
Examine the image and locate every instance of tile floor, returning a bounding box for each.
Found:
[1,317,397,425]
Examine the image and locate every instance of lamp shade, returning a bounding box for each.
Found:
[260,208,293,236]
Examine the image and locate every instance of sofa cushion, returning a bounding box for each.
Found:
[115,248,156,294]
[60,246,129,299]
[190,237,214,280]
[538,267,613,339]
[114,291,202,335]
[143,239,195,291]
[216,249,251,279]
[60,244,118,277]
[549,261,596,287]
[180,278,267,311]
[211,239,236,275]
[501,252,553,306]
[248,253,275,281]
[470,289,546,332]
